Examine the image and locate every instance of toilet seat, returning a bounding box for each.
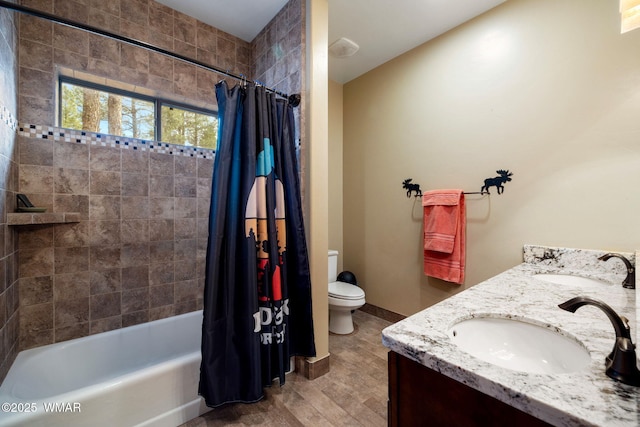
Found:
[329,281,364,301]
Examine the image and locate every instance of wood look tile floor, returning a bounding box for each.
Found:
[182,310,392,426]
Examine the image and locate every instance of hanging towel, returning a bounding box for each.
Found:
[422,190,466,284]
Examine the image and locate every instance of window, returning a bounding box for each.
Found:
[59,77,218,149]
[161,104,218,150]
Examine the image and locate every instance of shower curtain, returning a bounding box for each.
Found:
[199,81,316,408]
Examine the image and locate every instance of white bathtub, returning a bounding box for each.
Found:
[0,310,210,427]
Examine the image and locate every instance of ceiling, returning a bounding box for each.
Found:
[156,0,506,84]
[155,0,290,42]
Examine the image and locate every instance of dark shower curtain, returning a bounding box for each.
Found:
[199,81,316,408]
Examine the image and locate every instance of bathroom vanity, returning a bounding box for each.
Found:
[382,245,639,426]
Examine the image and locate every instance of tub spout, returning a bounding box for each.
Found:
[598,253,635,289]
[559,296,640,387]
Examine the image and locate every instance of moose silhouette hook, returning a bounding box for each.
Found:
[480,170,513,195]
[402,178,422,198]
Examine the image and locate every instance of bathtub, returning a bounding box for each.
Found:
[0,310,210,427]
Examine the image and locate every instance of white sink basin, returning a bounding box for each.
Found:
[533,273,612,288]
[448,316,591,374]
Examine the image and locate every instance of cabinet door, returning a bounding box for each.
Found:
[388,351,551,427]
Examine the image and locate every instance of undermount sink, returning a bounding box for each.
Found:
[533,273,612,288]
[448,316,591,374]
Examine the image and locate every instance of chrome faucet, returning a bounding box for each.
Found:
[598,253,636,289]
[559,296,640,386]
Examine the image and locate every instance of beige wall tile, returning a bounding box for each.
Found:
[56,322,89,342]
[89,245,122,269]
[54,194,90,219]
[150,283,173,308]
[121,196,149,219]
[149,4,173,38]
[53,222,90,247]
[89,195,121,219]
[122,287,148,314]
[54,0,89,24]
[53,26,89,56]
[90,292,121,320]
[20,15,52,44]
[121,219,149,244]
[89,0,121,17]
[53,140,89,169]
[120,0,148,27]
[149,197,173,219]
[54,168,90,195]
[121,310,148,327]
[174,18,195,45]
[20,302,53,336]
[90,315,121,334]
[19,164,53,194]
[120,243,149,267]
[174,258,196,281]
[174,239,198,262]
[89,220,121,246]
[90,146,121,171]
[174,176,196,197]
[122,173,148,197]
[150,152,173,175]
[19,39,53,73]
[149,240,173,262]
[174,197,196,218]
[19,276,53,306]
[54,297,90,327]
[54,272,90,301]
[121,265,148,289]
[122,149,149,173]
[54,246,89,274]
[149,260,173,286]
[90,268,122,295]
[19,247,54,278]
[88,8,120,33]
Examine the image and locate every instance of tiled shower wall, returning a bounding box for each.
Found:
[11,0,305,353]
[252,0,304,98]
[17,129,215,348]
[0,3,20,382]
[18,0,252,125]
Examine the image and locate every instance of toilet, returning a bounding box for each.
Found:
[328,250,366,334]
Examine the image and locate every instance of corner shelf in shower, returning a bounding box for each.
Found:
[7,212,81,226]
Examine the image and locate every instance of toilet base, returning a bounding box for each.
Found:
[329,309,356,334]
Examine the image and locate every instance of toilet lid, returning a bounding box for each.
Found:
[329,281,365,300]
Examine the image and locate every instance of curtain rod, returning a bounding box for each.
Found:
[0,0,301,107]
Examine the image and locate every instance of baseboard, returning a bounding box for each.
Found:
[295,353,331,380]
[359,303,406,323]
[294,304,403,381]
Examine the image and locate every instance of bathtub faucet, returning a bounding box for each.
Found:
[598,253,635,289]
[558,296,640,387]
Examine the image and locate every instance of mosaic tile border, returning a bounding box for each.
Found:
[17,123,216,159]
[1,105,18,131]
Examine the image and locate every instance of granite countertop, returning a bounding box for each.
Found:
[382,245,639,427]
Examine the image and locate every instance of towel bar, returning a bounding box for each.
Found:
[403,169,513,198]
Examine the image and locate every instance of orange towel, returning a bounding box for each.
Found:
[422,190,465,284]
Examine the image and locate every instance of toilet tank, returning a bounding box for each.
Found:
[328,250,339,282]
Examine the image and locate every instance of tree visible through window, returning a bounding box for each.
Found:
[59,78,217,149]
[161,105,217,149]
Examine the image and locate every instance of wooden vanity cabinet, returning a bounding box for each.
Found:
[387,351,552,427]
